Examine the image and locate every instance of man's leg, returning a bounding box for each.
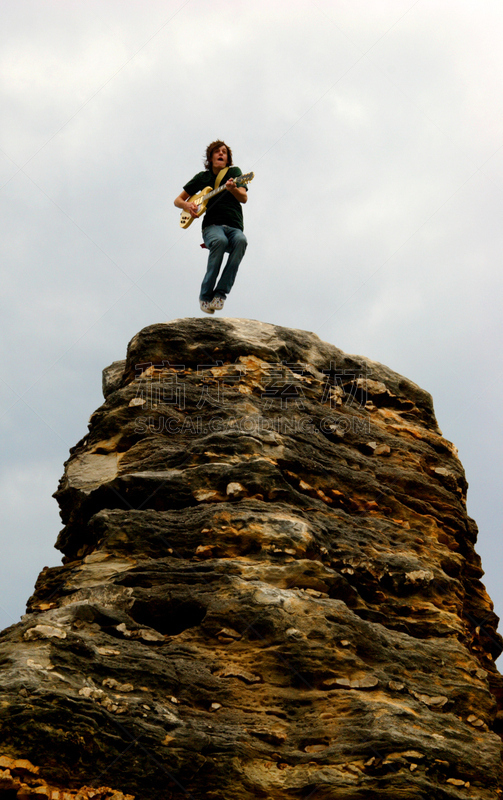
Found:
[214,227,248,299]
[200,226,229,301]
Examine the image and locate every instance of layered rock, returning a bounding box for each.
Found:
[1,318,502,799]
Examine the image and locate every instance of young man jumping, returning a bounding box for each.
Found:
[174,141,248,314]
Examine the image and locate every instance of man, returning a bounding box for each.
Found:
[174,141,248,314]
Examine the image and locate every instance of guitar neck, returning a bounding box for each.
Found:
[205,182,230,202]
[205,174,250,201]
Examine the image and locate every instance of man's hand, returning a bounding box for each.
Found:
[225,178,247,203]
[184,201,199,218]
[174,190,200,217]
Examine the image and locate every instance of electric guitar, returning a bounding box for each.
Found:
[179,172,254,229]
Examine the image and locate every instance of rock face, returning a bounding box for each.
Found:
[1,317,502,799]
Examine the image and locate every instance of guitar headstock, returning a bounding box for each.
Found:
[235,172,254,186]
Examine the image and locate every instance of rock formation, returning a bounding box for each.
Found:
[1,318,502,799]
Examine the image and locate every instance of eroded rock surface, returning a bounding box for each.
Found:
[1,318,502,799]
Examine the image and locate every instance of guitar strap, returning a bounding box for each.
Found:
[200,167,230,248]
[214,167,229,189]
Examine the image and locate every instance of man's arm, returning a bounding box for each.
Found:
[174,190,199,218]
[225,179,247,203]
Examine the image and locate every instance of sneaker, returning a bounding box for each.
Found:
[200,300,215,314]
[210,295,225,311]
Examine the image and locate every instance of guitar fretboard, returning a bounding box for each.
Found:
[199,174,250,204]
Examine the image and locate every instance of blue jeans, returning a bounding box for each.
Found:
[200,225,248,301]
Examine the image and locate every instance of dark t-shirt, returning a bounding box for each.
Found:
[183,166,246,231]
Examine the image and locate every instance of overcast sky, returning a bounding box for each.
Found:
[1,0,502,648]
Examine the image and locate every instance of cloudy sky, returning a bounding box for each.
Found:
[1,0,502,647]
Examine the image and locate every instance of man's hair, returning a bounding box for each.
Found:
[204,140,233,171]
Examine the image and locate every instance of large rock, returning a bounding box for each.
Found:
[1,318,502,799]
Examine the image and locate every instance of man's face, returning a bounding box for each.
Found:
[211,145,228,172]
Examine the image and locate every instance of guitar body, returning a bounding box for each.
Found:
[179,186,213,229]
[179,171,254,229]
